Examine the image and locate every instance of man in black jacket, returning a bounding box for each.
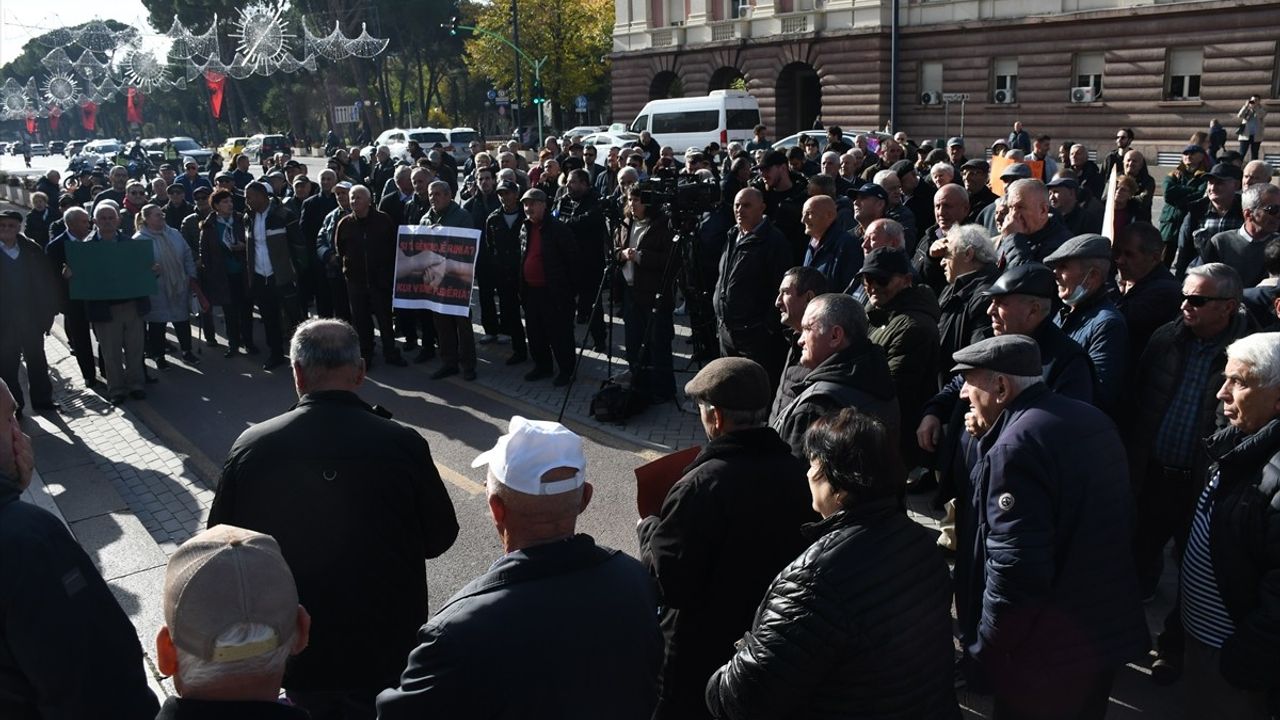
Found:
[209,318,458,718]
[751,151,809,263]
[0,379,159,719]
[1111,222,1182,363]
[464,167,502,343]
[640,357,813,720]
[1175,332,1280,716]
[556,169,610,352]
[379,415,662,718]
[519,188,578,384]
[302,170,340,318]
[0,211,60,415]
[935,225,998,386]
[770,293,899,459]
[997,179,1070,268]
[485,181,528,363]
[714,188,792,392]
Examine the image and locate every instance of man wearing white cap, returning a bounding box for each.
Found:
[156,524,311,718]
[377,416,663,719]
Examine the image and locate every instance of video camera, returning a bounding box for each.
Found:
[637,168,721,217]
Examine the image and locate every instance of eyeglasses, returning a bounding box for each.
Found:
[1182,294,1230,307]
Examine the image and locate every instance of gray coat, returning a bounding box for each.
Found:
[1202,226,1278,288]
[136,225,195,323]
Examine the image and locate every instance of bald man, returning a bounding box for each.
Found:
[914,184,972,294]
[801,195,861,292]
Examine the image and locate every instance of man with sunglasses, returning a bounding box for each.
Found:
[1126,262,1252,684]
[1200,183,1280,287]
[1102,127,1135,182]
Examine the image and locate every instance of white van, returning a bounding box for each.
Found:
[629,90,761,151]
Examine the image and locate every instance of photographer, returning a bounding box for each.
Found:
[616,187,677,403]
[1237,95,1268,161]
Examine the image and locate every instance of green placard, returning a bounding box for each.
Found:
[65,239,158,301]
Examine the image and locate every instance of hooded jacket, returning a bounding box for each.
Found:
[868,283,942,465]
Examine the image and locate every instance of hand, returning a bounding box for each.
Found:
[8,422,33,491]
[929,238,949,259]
[61,264,72,280]
[916,415,943,452]
[964,410,989,439]
[152,262,161,274]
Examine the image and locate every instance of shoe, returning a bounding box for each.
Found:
[1150,654,1181,686]
[505,353,527,366]
[31,401,61,413]
[110,394,127,405]
[182,351,201,365]
[85,377,102,389]
[205,338,221,348]
[462,368,477,381]
[224,347,241,358]
[129,389,147,400]
[385,354,408,367]
[524,367,553,381]
[591,341,608,353]
[478,334,497,344]
[244,344,261,356]
[431,366,460,380]
[553,372,573,387]
[262,355,287,371]
[155,356,171,369]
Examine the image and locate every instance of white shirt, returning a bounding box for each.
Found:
[252,210,273,277]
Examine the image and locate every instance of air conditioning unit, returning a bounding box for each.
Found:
[1070,86,1097,103]
[920,91,942,106]
[737,3,753,17]
[993,88,1015,104]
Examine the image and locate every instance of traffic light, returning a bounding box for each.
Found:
[531,83,546,105]
[447,15,460,35]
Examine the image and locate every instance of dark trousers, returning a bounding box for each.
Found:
[622,285,675,399]
[433,312,476,371]
[347,283,398,359]
[718,323,787,395]
[146,321,192,357]
[1133,462,1198,597]
[575,248,607,347]
[314,265,336,318]
[220,273,250,349]
[522,286,575,374]
[327,274,351,322]
[496,271,526,353]
[1239,138,1262,161]
[248,274,284,357]
[64,303,96,382]
[396,309,436,349]
[285,689,375,720]
[992,668,1115,720]
[0,325,53,409]
[477,249,499,335]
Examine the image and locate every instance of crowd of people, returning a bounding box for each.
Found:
[1,112,1279,719]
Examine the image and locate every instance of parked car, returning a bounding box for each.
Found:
[139,137,214,169]
[28,143,48,156]
[64,140,88,157]
[629,90,760,151]
[770,130,893,154]
[564,125,608,141]
[580,131,641,166]
[219,136,250,159]
[447,127,479,148]
[249,134,292,162]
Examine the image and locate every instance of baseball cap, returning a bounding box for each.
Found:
[853,183,889,203]
[214,171,234,182]
[334,181,353,191]
[167,183,186,194]
[961,159,990,173]
[0,209,23,223]
[496,179,519,193]
[947,136,965,148]
[857,247,912,280]
[164,525,298,663]
[761,150,789,168]
[1207,163,1243,183]
[1045,176,1080,190]
[472,416,587,495]
[193,186,213,198]
[1181,144,1205,156]
[521,188,548,203]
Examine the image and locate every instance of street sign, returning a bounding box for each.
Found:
[496,89,509,107]
[487,89,497,101]
[575,95,588,112]
[332,104,359,125]
[942,93,971,103]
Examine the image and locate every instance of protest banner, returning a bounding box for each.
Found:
[989,155,1044,195]
[66,239,157,300]
[392,224,481,317]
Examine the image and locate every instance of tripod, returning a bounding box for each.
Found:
[556,231,621,423]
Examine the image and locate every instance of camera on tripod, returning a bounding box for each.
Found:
[636,169,721,218]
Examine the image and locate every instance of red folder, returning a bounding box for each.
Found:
[635,445,701,518]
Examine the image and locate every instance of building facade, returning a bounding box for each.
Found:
[611,0,1280,163]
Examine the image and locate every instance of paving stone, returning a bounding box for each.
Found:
[70,512,168,581]
[41,463,130,523]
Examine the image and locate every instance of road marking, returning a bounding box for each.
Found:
[437,461,485,495]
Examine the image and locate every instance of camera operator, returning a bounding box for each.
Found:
[714,188,792,393]
[555,169,610,353]
[615,187,677,402]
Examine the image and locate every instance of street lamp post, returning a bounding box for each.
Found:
[448,19,547,148]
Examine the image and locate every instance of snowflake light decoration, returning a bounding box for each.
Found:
[125,49,169,92]
[43,72,81,110]
[1,79,29,121]
[229,4,295,73]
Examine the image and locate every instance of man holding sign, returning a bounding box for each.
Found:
[417,181,479,381]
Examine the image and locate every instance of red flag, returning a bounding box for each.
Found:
[205,71,226,119]
[81,101,97,131]
[127,87,144,125]
[48,106,61,132]
[25,113,36,134]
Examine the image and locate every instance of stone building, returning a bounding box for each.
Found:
[611,0,1279,163]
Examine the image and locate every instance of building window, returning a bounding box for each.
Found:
[992,58,1017,104]
[919,61,943,104]
[1167,48,1203,100]
[1073,52,1104,99]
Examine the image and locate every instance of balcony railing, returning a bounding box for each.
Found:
[652,28,675,45]
[780,14,809,32]
[711,21,737,40]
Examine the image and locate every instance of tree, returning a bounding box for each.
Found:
[464,0,611,130]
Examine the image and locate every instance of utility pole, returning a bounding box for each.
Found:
[447,18,547,148]
[512,0,523,133]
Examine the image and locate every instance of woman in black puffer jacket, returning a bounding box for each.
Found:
[706,409,960,720]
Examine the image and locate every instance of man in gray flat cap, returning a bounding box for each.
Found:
[953,335,1146,719]
[1044,233,1129,413]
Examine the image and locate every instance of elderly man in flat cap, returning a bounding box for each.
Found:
[379,416,662,718]
[639,357,813,719]
[952,335,1146,719]
[1044,233,1129,414]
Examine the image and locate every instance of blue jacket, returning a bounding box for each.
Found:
[957,385,1147,683]
[1056,292,1128,413]
[376,534,662,719]
[802,224,861,295]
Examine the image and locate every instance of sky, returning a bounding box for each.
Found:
[1,1,153,67]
